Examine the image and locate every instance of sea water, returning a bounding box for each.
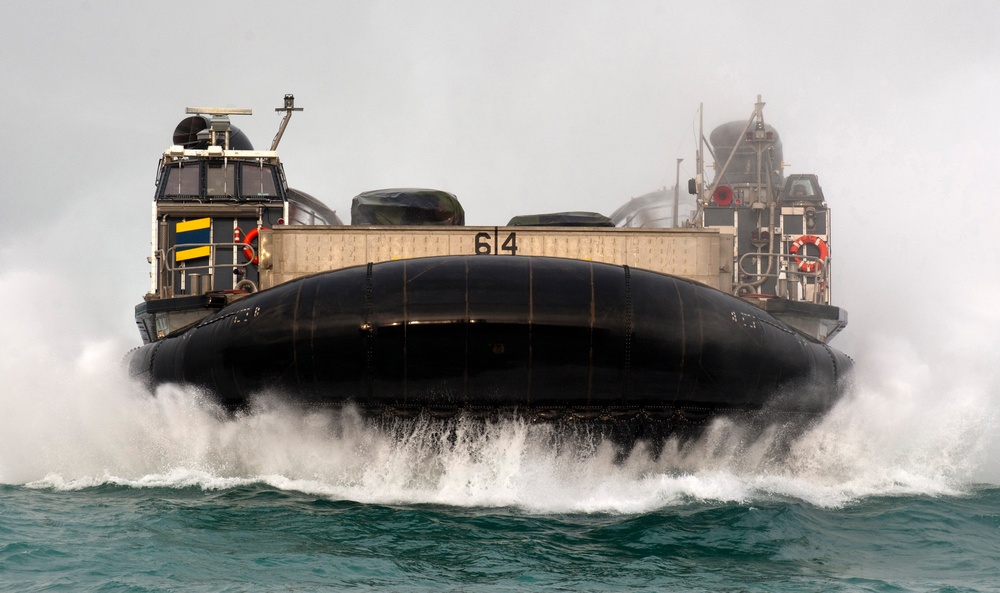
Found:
[1,273,999,592]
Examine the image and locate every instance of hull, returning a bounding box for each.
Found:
[128,256,852,419]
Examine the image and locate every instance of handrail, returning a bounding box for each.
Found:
[163,242,256,272]
[736,251,830,304]
[153,241,259,298]
[738,251,826,277]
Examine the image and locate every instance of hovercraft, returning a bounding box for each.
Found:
[128,95,851,428]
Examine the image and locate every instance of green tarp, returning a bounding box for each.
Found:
[351,188,465,226]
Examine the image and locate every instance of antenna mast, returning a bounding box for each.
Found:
[270,94,303,151]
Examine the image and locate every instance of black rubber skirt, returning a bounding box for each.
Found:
[128,256,852,417]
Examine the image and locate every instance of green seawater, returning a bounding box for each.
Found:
[2,391,999,593]
[2,484,998,592]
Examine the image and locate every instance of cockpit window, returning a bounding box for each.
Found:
[241,162,279,198]
[790,181,814,197]
[206,162,235,197]
[159,161,283,201]
[161,163,200,198]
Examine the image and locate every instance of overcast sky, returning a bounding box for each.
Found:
[2,0,999,385]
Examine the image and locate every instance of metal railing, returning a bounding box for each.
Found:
[736,251,830,304]
[155,242,258,297]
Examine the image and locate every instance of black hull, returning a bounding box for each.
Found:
[128,256,852,420]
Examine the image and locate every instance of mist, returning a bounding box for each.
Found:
[1,1,999,500]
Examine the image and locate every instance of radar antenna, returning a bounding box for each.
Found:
[181,106,252,150]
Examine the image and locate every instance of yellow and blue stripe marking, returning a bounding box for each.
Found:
[175,218,211,262]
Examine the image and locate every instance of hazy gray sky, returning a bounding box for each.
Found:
[2,0,999,372]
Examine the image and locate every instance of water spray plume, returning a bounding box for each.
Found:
[1,270,997,511]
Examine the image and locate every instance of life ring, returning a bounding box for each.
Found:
[789,235,828,272]
[241,227,269,265]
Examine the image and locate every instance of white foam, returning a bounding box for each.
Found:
[2,269,998,512]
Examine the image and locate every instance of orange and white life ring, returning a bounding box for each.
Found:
[241,227,269,265]
[789,235,828,272]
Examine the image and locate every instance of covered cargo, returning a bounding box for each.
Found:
[351,188,465,226]
[507,211,614,227]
